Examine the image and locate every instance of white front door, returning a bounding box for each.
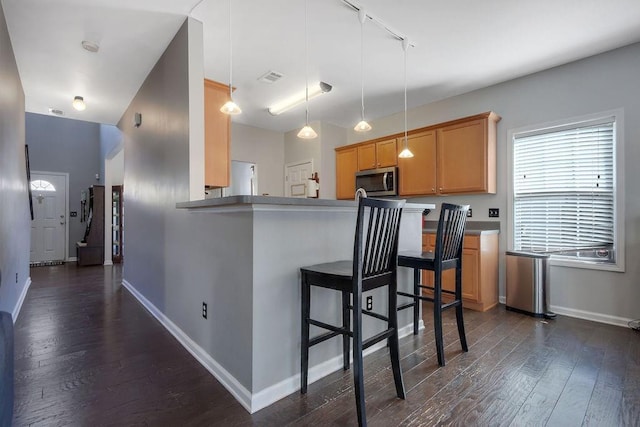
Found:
[285,160,313,198]
[30,172,67,263]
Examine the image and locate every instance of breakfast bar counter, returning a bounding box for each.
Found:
[173,196,433,413]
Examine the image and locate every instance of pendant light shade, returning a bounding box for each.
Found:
[355,120,372,132]
[354,9,371,133]
[220,0,241,115]
[220,100,241,115]
[398,38,414,159]
[298,0,317,139]
[298,125,318,139]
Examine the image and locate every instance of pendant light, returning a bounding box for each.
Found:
[297,0,318,139]
[220,0,241,115]
[398,38,414,158]
[354,9,371,132]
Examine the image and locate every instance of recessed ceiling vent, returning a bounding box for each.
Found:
[48,108,64,116]
[258,70,284,84]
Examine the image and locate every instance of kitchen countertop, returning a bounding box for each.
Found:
[177,195,434,213]
[423,220,500,235]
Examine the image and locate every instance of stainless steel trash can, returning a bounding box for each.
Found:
[506,251,555,319]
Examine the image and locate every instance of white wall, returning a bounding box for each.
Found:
[231,122,285,196]
[283,120,347,199]
[346,42,640,324]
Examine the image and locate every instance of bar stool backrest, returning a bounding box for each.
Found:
[353,197,406,288]
[434,203,470,265]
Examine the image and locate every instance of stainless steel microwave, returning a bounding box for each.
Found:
[355,167,398,197]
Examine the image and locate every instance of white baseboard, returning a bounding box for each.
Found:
[121,278,426,414]
[251,320,424,412]
[121,279,253,412]
[548,304,633,328]
[499,294,631,327]
[67,257,77,262]
[103,260,113,266]
[13,277,32,323]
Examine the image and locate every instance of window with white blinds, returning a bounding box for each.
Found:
[512,118,616,263]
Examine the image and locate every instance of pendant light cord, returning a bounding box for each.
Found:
[360,18,365,121]
[228,0,233,98]
[305,0,310,126]
[403,40,408,146]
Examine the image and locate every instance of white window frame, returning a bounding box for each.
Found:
[507,109,625,272]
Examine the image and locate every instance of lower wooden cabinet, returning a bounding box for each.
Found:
[420,232,498,312]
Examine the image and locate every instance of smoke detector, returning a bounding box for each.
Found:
[258,70,284,84]
[81,40,100,53]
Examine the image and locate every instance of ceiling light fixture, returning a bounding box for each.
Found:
[220,0,241,115]
[398,39,414,159]
[268,82,331,116]
[354,9,371,133]
[72,96,86,111]
[297,0,317,139]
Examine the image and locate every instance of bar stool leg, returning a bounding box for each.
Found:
[388,278,406,399]
[300,274,310,393]
[455,266,468,352]
[342,290,351,371]
[352,292,366,426]
[412,268,420,335]
[433,269,445,366]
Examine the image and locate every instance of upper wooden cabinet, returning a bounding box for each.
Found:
[336,146,358,200]
[436,115,497,194]
[357,139,397,171]
[204,79,230,188]
[397,131,437,196]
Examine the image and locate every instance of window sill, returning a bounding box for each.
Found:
[549,257,625,273]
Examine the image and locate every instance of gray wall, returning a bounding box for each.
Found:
[346,42,640,322]
[0,1,29,316]
[231,122,285,196]
[119,17,254,390]
[26,113,102,258]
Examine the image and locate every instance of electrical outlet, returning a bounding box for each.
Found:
[202,302,208,319]
[467,208,473,218]
[366,296,373,311]
[489,208,500,218]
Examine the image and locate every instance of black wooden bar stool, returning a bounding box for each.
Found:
[397,203,469,366]
[300,197,406,427]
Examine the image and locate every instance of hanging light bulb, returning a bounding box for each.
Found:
[354,9,371,133]
[220,0,241,115]
[298,0,317,139]
[398,38,414,158]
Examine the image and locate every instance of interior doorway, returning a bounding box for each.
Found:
[30,171,68,264]
[284,160,313,198]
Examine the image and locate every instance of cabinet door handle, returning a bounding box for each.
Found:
[432,188,435,193]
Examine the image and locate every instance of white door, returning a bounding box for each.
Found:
[285,160,313,198]
[30,172,67,263]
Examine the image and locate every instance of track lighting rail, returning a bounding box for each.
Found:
[341,0,417,47]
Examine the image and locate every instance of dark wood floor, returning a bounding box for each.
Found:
[12,264,639,426]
